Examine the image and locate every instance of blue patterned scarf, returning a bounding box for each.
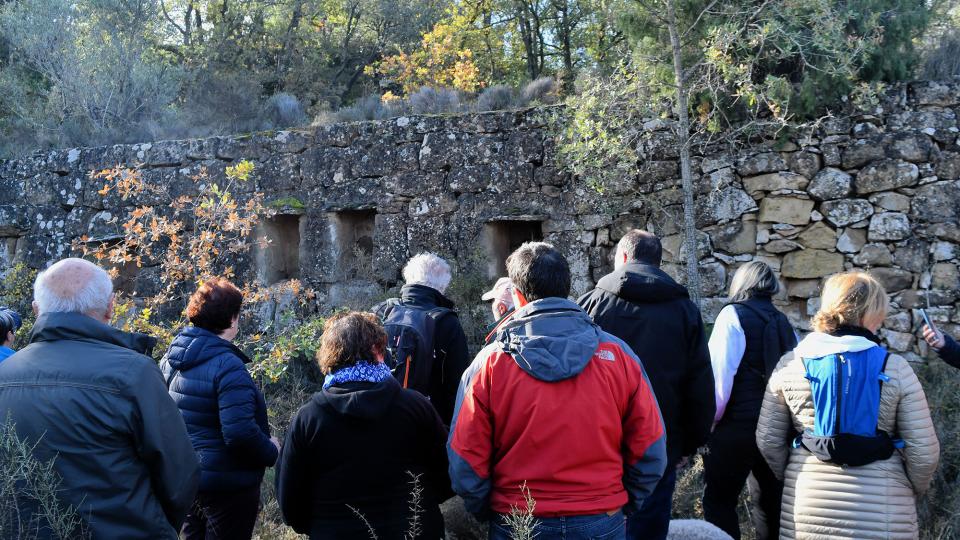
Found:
[323,361,392,389]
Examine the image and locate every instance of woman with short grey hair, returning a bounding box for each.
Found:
[702,260,797,540]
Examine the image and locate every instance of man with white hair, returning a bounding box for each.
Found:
[0,258,199,539]
[374,252,469,425]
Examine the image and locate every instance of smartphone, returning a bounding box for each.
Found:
[920,309,940,339]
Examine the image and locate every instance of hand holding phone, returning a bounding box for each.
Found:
[920,309,945,350]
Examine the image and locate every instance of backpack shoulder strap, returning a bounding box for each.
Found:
[374,297,402,320]
[425,306,455,321]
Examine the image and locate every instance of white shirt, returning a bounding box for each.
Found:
[708,304,746,424]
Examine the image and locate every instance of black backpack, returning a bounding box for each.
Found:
[732,301,798,379]
[373,299,452,392]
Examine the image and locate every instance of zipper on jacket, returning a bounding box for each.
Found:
[835,354,844,435]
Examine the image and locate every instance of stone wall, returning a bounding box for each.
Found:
[2,81,960,360]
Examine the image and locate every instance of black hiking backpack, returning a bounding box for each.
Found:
[732,301,798,379]
[373,299,452,393]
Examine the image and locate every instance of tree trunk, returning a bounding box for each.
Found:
[666,0,702,306]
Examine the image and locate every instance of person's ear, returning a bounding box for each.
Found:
[622,251,627,263]
[32,301,39,316]
[104,295,115,323]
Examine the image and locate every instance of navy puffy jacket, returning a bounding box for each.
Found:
[161,326,278,492]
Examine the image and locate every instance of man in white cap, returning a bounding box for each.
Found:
[482,277,516,344]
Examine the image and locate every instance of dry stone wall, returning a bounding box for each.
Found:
[2,81,960,361]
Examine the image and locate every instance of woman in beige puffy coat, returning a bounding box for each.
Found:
[756,271,940,539]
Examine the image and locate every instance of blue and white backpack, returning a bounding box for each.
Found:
[795,346,905,466]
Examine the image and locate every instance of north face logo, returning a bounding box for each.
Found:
[594,349,616,362]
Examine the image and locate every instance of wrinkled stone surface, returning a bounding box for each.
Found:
[855,159,919,194]
[836,228,867,253]
[736,152,786,176]
[710,219,756,255]
[820,199,875,227]
[868,212,911,241]
[808,168,852,201]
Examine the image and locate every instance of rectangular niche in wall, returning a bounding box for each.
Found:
[329,209,376,280]
[257,214,303,285]
[484,219,544,279]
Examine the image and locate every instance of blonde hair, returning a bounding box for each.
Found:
[812,271,889,333]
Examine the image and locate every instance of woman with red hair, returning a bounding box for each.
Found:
[161,277,279,540]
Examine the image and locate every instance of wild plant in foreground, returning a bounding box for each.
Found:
[504,482,538,540]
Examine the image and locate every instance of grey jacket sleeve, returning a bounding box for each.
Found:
[132,361,200,529]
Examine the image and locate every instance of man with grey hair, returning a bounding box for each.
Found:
[374,252,468,425]
[578,230,715,540]
[0,258,199,539]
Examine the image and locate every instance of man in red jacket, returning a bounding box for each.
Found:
[448,242,667,539]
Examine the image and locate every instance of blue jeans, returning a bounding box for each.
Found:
[490,511,626,540]
[626,465,677,540]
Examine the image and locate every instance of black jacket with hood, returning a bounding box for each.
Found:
[0,312,199,539]
[578,262,716,464]
[275,375,452,539]
[396,283,470,425]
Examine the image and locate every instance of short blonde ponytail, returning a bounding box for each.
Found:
[812,271,889,334]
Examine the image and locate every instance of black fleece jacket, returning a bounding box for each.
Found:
[578,263,716,465]
[397,284,470,425]
[275,377,452,539]
[937,334,960,369]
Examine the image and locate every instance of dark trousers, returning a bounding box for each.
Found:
[181,485,261,540]
[490,511,625,540]
[702,420,783,540]
[625,465,676,540]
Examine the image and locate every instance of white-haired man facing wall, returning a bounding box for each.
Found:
[374,253,469,425]
[0,258,199,539]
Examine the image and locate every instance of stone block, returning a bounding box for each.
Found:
[742,172,809,196]
[782,249,844,279]
[882,329,914,352]
[820,199,875,228]
[872,267,914,293]
[696,187,757,226]
[868,212,911,241]
[912,181,960,223]
[786,279,822,298]
[935,152,960,180]
[836,228,867,253]
[854,159,919,194]
[894,240,930,273]
[736,152,786,176]
[842,138,885,169]
[808,168,852,201]
[786,151,822,178]
[932,262,960,290]
[853,243,894,267]
[886,132,936,163]
[710,219,757,255]
[762,239,801,254]
[758,197,814,225]
[798,222,837,250]
[868,192,911,212]
[933,241,957,261]
[662,230,712,263]
[700,261,727,296]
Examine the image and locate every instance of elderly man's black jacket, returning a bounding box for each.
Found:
[0,312,199,539]
[578,263,716,465]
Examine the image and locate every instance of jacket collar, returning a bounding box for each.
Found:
[831,324,883,345]
[595,262,689,304]
[400,283,455,309]
[30,312,156,356]
[166,325,251,370]
[794,329,880,360]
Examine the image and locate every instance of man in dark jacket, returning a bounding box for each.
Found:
[449,242,667,539]
[0,258,199,539]
[377,253,469,425]
[578,230,715,540]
